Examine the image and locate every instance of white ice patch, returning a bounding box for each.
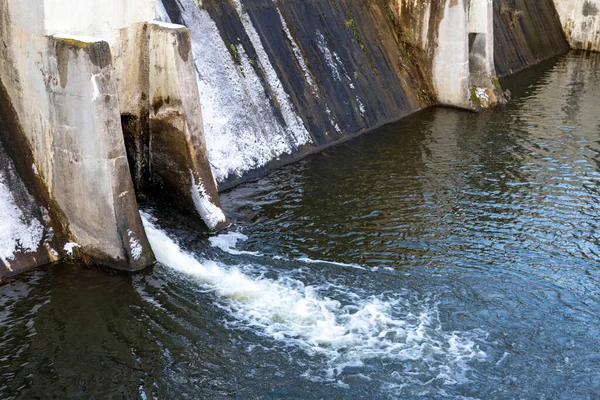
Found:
[325,106,342,133]
[356,96,365,116]
[48,247,59,258]
[208,231,260,256]
[63,242,80,256]
[128,230,143,261]
[31,164,39,175]
[190,172,227,229]
[149,20,184,30]
[91,74,100,101]
[0,173,44,269]
[475,87,489,103]
[155,0,169,21]
[316,29,363,122]
[231,0,311,144]
[142,214,488,389]
[275,5,318,95]
[316,30,342,82]
[158,0,312,182]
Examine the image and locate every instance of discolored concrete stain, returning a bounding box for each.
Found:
[55,42,70,88]
[554,0,600,52]
[175,29,191,62]
[583,1,599,16]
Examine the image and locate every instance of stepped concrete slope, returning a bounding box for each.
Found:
[0,0,597,278]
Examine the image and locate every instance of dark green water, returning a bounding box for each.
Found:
[1,52,600,399]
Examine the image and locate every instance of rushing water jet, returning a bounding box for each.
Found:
[141,212,488,389]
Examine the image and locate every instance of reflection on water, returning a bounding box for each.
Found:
[1,52,600,399]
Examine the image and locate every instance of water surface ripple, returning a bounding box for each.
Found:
[1,53,599,399]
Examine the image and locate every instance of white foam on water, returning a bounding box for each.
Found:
[208,231,260,256]
[209,230,364,270]
[0,172,44,269]
[142,214,487,388]
[296,256,366,271]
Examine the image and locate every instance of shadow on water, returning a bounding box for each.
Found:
[1,52,600,399]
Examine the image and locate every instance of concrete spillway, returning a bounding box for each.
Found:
[0,0,597,278]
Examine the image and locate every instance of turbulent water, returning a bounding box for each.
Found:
[1,53,600,399]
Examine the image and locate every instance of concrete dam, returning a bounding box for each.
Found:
[2,1,600,398]
[0,0,597,279]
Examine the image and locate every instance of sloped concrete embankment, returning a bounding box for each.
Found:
[158,0,508,191]
[493,0,571,77]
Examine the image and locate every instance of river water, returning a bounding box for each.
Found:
[1,52,599,399]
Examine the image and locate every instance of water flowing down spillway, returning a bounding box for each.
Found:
[2,53,600,399]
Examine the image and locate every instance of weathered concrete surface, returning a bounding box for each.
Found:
[148,22,227,229]
[468,0,506,108]
[113,23,151,194]
[392,0,504,110]
[0,138,61,278]
[494,0,570,77]
[157,0,512,192]
[554,0,600,51]
[6,0,155,44]
[112,22,227,230]
[158,0,437,189]
[0,0,155,273]
[432,0,471,108]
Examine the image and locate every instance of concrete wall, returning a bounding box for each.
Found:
[469,0,495,85]
[0,0,229,278]
[0,0,154,273]
[0,138,61,278]
[432,0,471,108]
[147,22,227,229]
[7,0,154,43]
[393,0,502,109]
[113,21,227,230]
[554,0,600,51]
